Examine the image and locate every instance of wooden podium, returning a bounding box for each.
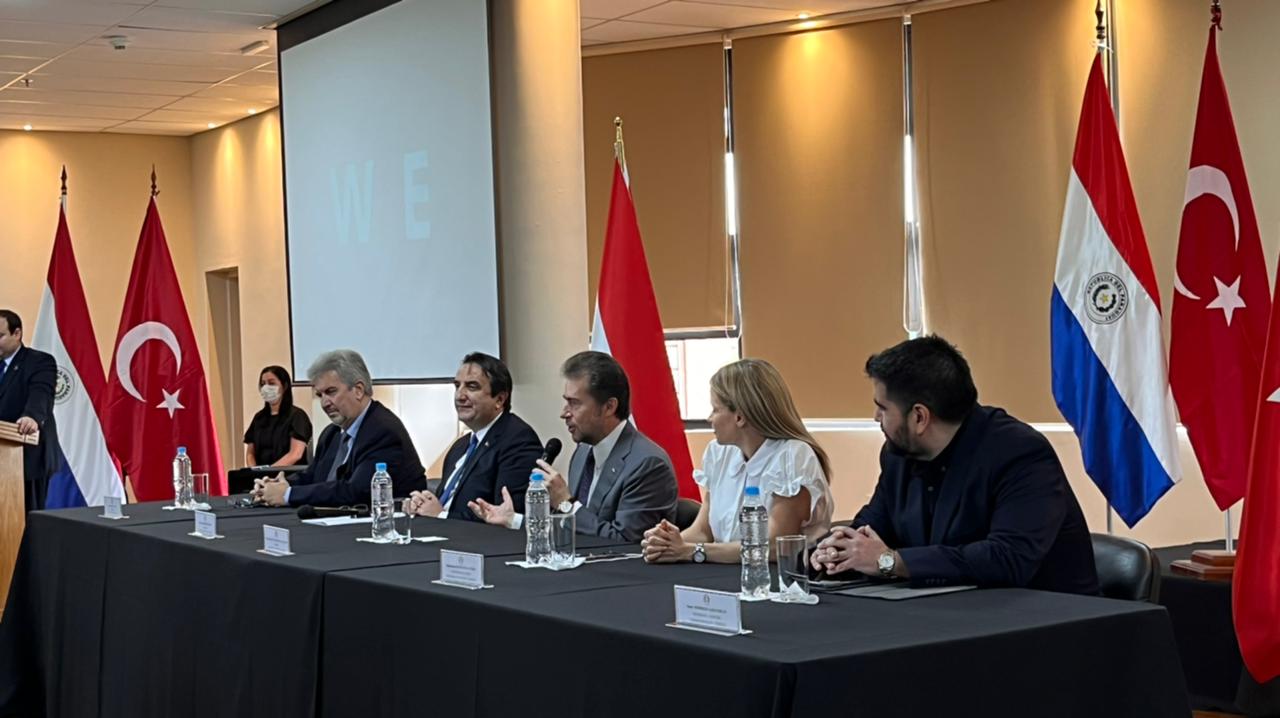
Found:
[0,420,35,617]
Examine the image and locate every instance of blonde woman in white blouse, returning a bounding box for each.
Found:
[641,358,834,564]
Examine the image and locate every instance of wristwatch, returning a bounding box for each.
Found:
[556,500,574,514]
[693,543,707,564]
[877,551,897,578]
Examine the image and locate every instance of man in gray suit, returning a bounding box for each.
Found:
[468,351,677,542]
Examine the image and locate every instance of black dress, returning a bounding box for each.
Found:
[243,405,313,466]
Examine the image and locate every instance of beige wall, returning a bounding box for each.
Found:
[1,130,196,375]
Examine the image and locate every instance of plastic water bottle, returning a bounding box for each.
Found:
[739,485,771,599]
[370,462,396,543]
[172,446,193,509]
[525,472,551,564]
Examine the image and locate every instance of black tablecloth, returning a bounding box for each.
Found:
[2,504,1192,718]
[0,503,630,718]
[1155,541,1280,717]
[322,561,1189,718]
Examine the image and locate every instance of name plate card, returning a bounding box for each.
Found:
[667,585,750,637]
[432,549,490,590]
[190,510,221,539]
[258,525,294,557]
[100,496,127,520]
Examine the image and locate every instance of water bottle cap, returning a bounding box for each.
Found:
[177,446,187,455]
[530,472,544,482]
[744,486,760,497]
[375,462,387,472]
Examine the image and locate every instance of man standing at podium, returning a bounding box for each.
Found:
[0,310,59,511]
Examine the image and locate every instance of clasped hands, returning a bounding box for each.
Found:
[250,475,289,507]
[641,519,691,563]
[811,525,893,576]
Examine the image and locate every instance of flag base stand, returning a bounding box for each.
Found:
[1170,550,1235,581]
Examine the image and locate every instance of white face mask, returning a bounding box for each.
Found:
[260,384,282,404]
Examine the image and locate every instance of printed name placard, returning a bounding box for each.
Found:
[190,510,221,539]
[258,525,294,556]
[100,496,126,520]
[668,585,750,637]
[433,549,489,590]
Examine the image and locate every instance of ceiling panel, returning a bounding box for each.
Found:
[580,0,668,20]
[86,26,271,53]
[163,94,261,112]
[0,20,106,44]
[0,99,142,119]
[0,2,144,27]
[0,86,177,108]
[581,19,718,43]
[25,73,212,95]
[122,6,277,34]
[41,58,247,83]
[194,82,275,102]
[629,2,801,27]
[691,0,913,10]
[137,106,233,122]
[142,0,321,16]
[0,112,114,130]
[64,44,271,69]
[107,118,208,134]
[0,40,70,58]
[0,55,46,73]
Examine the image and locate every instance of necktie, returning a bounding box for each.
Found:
[324,431,352,483]
[575,450,597,505]
[438,434,480,507]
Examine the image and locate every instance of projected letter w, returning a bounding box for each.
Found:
[329,161,374,244]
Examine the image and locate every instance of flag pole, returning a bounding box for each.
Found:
[1095,0,1118,535]
[1210,0,1235,555]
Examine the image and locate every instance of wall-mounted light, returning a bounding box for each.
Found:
[239,40,270,56]
[22,124,32,131]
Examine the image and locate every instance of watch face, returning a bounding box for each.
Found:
[877,553,894,571]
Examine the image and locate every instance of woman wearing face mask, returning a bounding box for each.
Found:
[243,365,312,468]
[641,358,833,564]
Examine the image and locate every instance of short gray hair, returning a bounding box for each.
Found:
[307,349,373,391]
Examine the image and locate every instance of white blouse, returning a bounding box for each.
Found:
[692,438,834,544]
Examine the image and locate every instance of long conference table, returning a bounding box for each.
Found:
[0,500,1191,718]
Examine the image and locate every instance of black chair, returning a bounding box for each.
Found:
[675,498,701,530]
[1091,533,1161,603]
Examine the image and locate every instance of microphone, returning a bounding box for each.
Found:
[540,438,563,465]
[296,505,365,520]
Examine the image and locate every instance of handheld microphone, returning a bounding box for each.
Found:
[296,505,365,520]
[540,438,563,465]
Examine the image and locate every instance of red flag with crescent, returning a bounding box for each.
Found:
[104,195,225,501]
[1169,26,1271,510]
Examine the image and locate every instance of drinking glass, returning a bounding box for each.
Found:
[775,535,811,601]
[549,513,576,567]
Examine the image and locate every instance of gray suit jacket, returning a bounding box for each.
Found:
[567,422,677,542]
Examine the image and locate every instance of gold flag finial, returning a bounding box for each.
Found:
[613,116,627,168]
[60,165,67,197]
[1095,0,1106,47]
[150,165,159,198]
[1212,0,1222,30]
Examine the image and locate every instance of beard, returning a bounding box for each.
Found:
[883,425,923,458]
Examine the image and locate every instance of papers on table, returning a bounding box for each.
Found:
[833,583,976,600]
[302,513,403,527]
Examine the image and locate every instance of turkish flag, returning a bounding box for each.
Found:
[591,159,697,499]
[104,196,224,501]
[1169,26,1271,510]
[1234,262,1280,683]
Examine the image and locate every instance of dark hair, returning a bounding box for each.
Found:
[864,335,978,423]
[0,309,21,335]
[461,352,513,412]
[561,351,630,420]
[259,365,295,413]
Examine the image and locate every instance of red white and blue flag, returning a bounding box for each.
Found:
[591,155,697,499]
[32,189,125,508]
[1051,55,1180,527]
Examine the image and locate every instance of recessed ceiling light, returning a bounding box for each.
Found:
[797,12,811,19]
[207,122,217,129]
[247,108,258,115]
[22,124,32,131]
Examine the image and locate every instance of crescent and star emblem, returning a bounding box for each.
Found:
[1175,165,1247,326]
[115,321,186,418]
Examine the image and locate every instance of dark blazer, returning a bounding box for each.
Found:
[851,405,1099,595]
[437,411,541,522]
[0,346,60,511]
[287,400,425,507]
[566,422,677,542]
